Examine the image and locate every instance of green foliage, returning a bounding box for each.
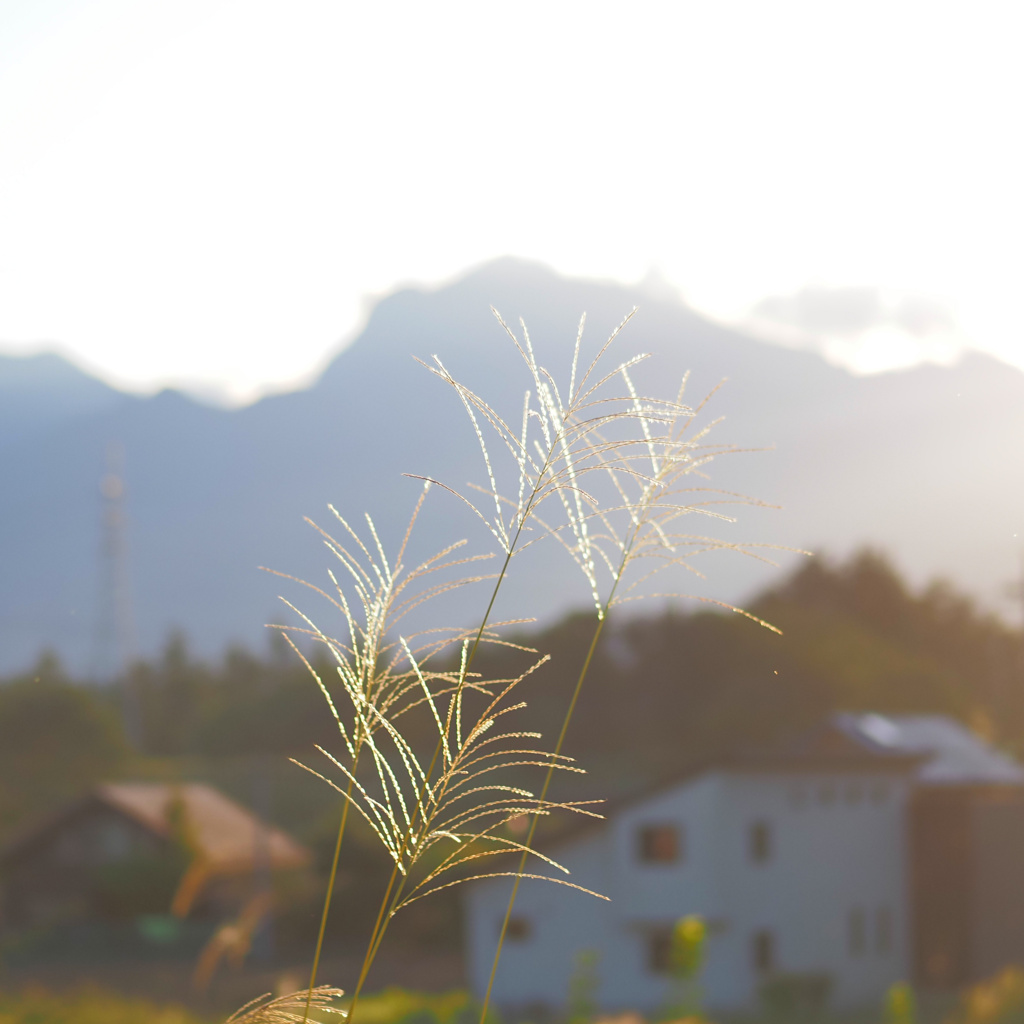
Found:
[953,968,1024,1024]
[133,632,208,755]
[470,549,1024,799]
[338,988,483,1024]
[658,917,706,1022]
[668,916,705,981]
[757,972,832,1024]
[2,548,1020,960]
[566,949,601,1024]
[0,988,203,1024]
[6,549,1011,830]
[120,635,351,760]
[885,982,916,1024]
[91,848,191,920]
[0,653,127,837]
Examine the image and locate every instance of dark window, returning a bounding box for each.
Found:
[505,916,531,941]
[648,927,673,973]
[638,824,682,863]
[752,929,774,973]
[749,821,772,863]
[875,906,892,954]
[849,908,866,956]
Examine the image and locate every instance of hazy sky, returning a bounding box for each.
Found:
[1,1,1021,404]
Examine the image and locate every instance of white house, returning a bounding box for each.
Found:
[463,713,1024,1016]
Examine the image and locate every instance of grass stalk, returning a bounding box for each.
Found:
[477,560,624,1024]
[345,369,601,1019]
[293,485,481,1021]
[243,312,769,1024]
[477,370,780,1020]
[302,774,356,1023]
[346,505,542,1024]
[350,322,709,1021]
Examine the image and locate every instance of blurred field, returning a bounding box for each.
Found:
[27,968,1024,1024]
[0,985,473,1024]
[0,950,463,1018]
[0,987,204,1024]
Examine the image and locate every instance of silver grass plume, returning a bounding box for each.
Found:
[224,986,345,1023]
[422,309,786,622]
[409,309,678,582]
[548,366,786,627]
[269,485,604,909]
[290,637,606,912]
[265,482,508,760]
[462,310,788,1024]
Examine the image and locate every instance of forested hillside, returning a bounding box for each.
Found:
[479,548,1024,801]
[2,549,1019,951]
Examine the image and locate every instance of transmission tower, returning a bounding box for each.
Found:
[91,440,141,745]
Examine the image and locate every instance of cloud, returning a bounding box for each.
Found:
[744,286,964,374]
[751,286,956,338]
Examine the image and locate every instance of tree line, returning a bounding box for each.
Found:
[2,549,1021,948]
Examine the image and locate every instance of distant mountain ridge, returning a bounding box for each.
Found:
[0,350,132,451]
[1,258,1022,675]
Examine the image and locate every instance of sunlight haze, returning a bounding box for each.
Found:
[1,0,1021,403]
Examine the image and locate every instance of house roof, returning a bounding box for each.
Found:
[829,713,1024,786]
[498,726,925,860]
[1,782,311,874]
[483,712,1023,864]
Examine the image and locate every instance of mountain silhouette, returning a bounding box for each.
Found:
[1,258,1021,674]
[0,351,130,451]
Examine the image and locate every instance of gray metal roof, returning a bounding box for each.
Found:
[833,713,1024,786]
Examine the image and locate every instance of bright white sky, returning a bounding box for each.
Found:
[1,0,1022,404]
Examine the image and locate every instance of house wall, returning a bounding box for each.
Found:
[465,823,617,1014]
[908,787,973,987]
[463,769,910,1016]
[967,791,1024,982]
[465,774,732,1014]
[710,772,909,1010]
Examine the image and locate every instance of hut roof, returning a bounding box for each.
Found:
[97,782,310,873]
[1,782,310,875]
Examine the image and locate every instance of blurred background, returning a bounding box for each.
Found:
[1,2,1023,1021]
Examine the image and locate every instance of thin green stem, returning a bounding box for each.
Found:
[477,615,607,1024]
[467,543,516,667]
[347,547,517,1023]
[303,776,355,1023]
[347,858,401,1019]
[478,530,636,1024]
[348,467,557,1024]
[347,856,410,1021]
[346,681,464,1023]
